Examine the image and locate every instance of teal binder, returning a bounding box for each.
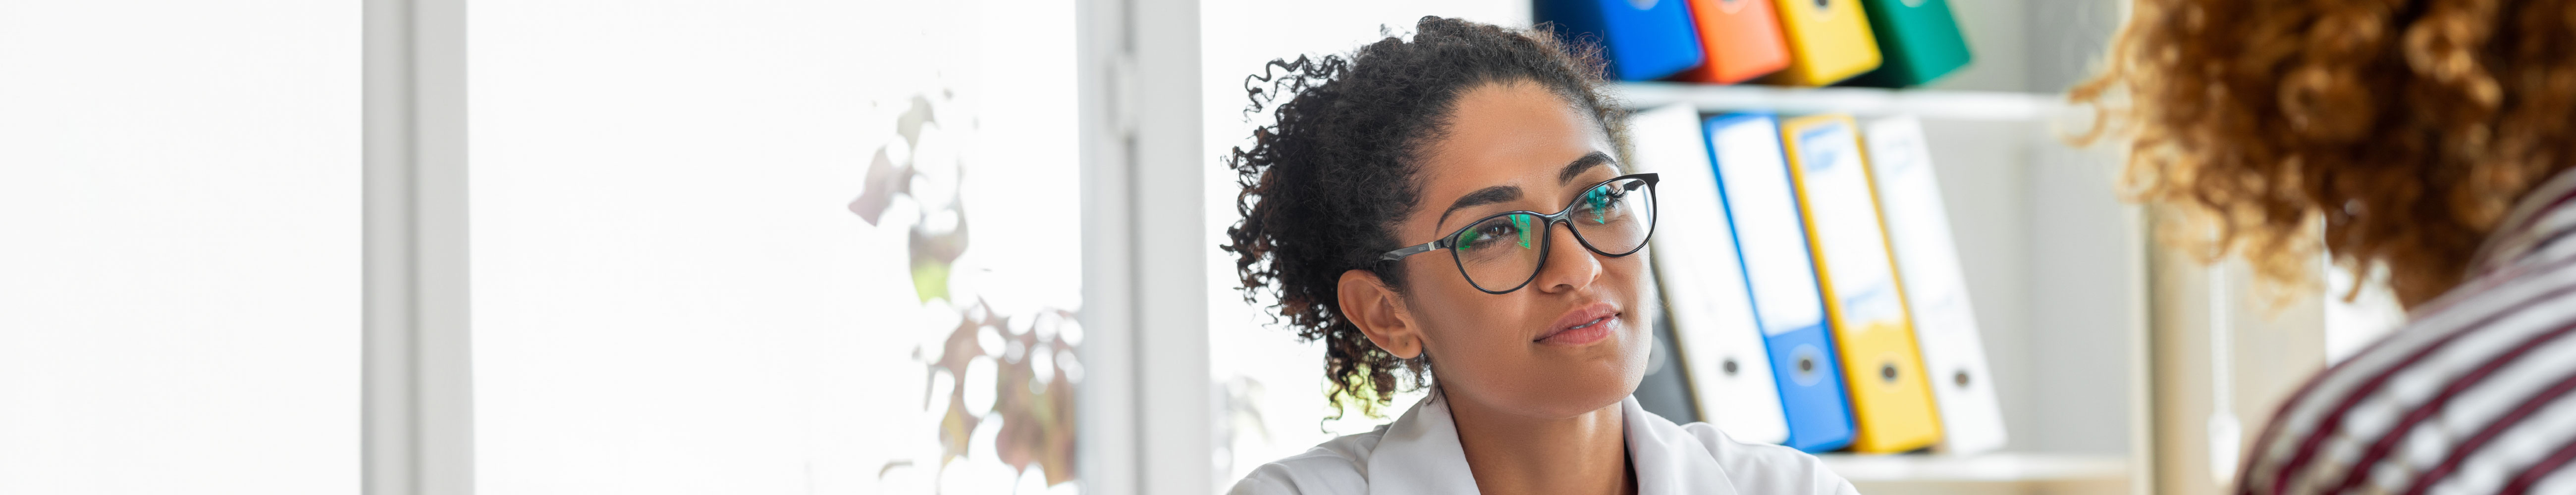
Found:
[1845,0,1973,88]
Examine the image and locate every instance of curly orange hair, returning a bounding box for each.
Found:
[2073,0,2576,307]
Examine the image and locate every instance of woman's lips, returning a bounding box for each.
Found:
[1536,301,1621,346]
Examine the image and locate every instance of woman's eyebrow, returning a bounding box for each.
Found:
[1433,151,1617,229]
[1437,185,1521,229]
[1558,151,1614,183]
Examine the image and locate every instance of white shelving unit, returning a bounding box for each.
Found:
[1611,81,2065,121]
[1607,81,2146,495]
[1822,452,2128,483]
[1823,453,2131,495]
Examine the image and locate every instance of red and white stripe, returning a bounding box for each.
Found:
[2238,168,2576,495]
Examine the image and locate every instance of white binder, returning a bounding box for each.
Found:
[1627,104,1790,444]
[1861,116,2007,454]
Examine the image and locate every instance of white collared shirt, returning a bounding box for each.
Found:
[1227,393,1859,495]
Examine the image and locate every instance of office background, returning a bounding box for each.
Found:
[0,0,2398,495]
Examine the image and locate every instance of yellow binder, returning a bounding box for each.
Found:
[1764,0,1883,86]
[1777,114,1941,453]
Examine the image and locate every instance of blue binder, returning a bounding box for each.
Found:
[1704,113,1858,452]
[1535,0,1707,81]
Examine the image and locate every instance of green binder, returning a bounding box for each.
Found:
[1845,0,1972,88]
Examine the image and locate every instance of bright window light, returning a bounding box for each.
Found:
[0,2,360,494]
[469,1,1079,494]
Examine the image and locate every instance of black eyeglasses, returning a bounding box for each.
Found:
[1379,173,1660,294]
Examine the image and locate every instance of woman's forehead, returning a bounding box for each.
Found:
[1414,83,1616,206]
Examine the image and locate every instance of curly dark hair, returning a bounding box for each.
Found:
[1219,16,1627,418]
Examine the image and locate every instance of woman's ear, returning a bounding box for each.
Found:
[1337,269,1424,359]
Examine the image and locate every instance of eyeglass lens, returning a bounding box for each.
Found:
[1450,177,1656,293]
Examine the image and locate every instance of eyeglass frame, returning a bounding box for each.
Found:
[1375,173,1661,295]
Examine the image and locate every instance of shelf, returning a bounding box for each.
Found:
[1610,82,2064,122]
[1816,452,2129,483]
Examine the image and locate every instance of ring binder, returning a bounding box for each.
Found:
[1861,116,2006,454]
[1761,0,1882,86]
[1777,114,1941,453]
[1705,113,1857,452]
[1674,0,1792,84]
[1537,0,1708,81]
[1630,104,1791,444]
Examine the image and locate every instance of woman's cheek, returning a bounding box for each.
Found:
[1616,260,1656,364]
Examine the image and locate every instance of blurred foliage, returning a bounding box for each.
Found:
[857,92,1079,490]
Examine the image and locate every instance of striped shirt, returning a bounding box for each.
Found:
[2239,168,2576,495]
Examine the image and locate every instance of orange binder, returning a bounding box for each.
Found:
[1677,0,1792,84]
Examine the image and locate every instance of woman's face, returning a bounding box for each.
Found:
[1382,80,1651,419]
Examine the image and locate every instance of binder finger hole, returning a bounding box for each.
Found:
[1788,345,1827,387]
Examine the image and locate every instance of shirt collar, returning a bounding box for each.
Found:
[1361,393,1478,495]
[1362,393,1738,495]
[1622,396,1740,495]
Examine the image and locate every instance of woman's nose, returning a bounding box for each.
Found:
[1531,219,1604,295]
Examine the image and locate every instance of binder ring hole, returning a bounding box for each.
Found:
[1722,358,1740,376]
[1954,370,1972,388]
[1879,363,1899,383]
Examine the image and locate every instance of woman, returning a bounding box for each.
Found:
[2079,0,2576,493]
[1219,16,1853,495]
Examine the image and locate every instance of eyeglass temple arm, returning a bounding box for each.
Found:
[1379,242,1440,262]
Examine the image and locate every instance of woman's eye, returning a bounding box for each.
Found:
[1584,189,1628,223]
[1456,225,1505,250]
[1457,214,1537,251]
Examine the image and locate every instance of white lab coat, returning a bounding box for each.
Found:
[1228,393,1858,495]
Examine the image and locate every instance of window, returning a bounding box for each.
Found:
[0,2,360,493]
[468,0,1080,493]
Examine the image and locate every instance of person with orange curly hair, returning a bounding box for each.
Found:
[2076,0,2576,493]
